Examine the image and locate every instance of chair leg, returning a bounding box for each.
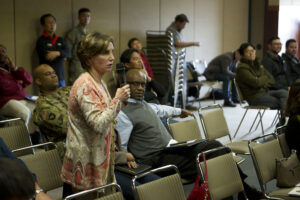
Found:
[254,109,266,131]
[233,109,248,138]
[249,111,261,133]
[258,110,265,135]
[210,86,216,104]
[270,110,280,126]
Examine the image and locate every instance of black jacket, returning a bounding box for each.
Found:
[282,53,300,84]
[262,52,290,90]
[36,34,70,81]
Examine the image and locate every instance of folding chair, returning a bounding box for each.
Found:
[0,118,33,156]
[197,147,247,200]
[199,104,251,155]
[249,133,297,199]
[64,183,124,200]
[16,142,63,193]
[275,125,291,158]
[233,79,279,138]
[167,113,202,142]
[187,59,219,106]
[132,165,185,200]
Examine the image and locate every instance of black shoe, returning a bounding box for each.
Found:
[239,183,265,200]
[232,99,240,104]
[223,100,236,107]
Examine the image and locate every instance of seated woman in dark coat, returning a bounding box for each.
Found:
[236,43,288,125]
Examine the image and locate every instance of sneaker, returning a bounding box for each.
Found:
[223,100,236,107]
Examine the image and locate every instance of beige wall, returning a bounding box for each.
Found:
[223,0,249,52]
[0,0,15,60]
[0,0,249,94]
[250,0,265,59]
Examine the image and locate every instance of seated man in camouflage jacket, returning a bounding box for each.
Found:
[33,64,70,160]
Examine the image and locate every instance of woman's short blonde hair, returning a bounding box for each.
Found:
[77,32,113,70]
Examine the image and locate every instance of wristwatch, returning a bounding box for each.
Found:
[35,188,44,195]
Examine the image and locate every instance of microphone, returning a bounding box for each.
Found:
[116,63,127,87]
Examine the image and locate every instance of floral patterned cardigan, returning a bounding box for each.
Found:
[61,73,121,190]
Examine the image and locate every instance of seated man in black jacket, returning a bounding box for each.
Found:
[282,39,300,84]
[119,48,165,104]
[262,36,290,90]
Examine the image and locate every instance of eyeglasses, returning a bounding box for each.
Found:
[128,81,146,87]
[245,49,256,54]
[272,42,282,46]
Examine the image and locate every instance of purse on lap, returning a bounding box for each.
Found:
[276,150,300,187]
[187,152,210,200]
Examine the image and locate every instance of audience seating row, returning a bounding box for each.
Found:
[0,109,295,199]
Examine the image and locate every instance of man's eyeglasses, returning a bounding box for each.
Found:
[245,49,256,54]
[128,81,146,87]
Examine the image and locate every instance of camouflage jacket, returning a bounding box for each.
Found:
[33,87,70,142]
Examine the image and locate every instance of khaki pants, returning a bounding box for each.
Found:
[0,99,36,133]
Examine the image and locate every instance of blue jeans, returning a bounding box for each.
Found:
[58,80,65,88]
[115,170,160,200]
[214,74,237,101]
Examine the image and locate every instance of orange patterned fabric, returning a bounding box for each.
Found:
[61,73,121,190]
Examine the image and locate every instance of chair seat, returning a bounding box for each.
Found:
[243,105,270,110]
[233,155,245,164]
[227,141,250,154]
[269,187,300,200]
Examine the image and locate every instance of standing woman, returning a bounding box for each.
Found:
[285,80,300,159]
[61,32,130,198]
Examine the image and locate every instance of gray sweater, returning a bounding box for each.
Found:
[122,101,172,160]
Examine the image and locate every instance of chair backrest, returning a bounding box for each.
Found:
[199,104,231,141]
[18,143,63,192]
[192,59,207,75]
[277,133,291,158]
[167,115,202,142]
[65,183,124,200]
[198,150,245,199]
[275,125,291,158]
[249,134,284,192]
[0,120,33,156]
[133,165,185,200]
[97,192,124,200]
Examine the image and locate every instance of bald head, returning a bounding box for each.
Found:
[126,69,146,82]
[126,69,147,101]
[34,64,49,79]
[34,64,58,93]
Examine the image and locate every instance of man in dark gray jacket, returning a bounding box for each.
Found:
[282,38,300,84]
[262,36,290,90]
[204,51,240,107]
